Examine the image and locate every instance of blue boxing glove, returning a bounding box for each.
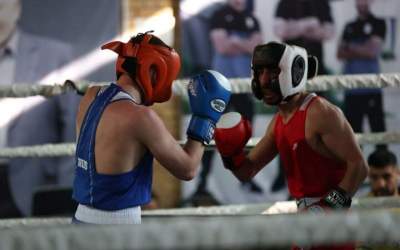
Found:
[187,70,231,144]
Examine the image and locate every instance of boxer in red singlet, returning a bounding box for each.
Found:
[214,41,368,250]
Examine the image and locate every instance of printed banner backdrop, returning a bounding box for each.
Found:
[0,0,120,217]
[19,0,120,81]
[180,0,400,205]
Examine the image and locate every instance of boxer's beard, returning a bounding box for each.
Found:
[263,93,282,106]
[263,79,283,105]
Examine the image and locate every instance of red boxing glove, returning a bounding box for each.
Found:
[214,112,252,170]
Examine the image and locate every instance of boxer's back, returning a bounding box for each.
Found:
[76,85,147,175]
[73,83,153,212]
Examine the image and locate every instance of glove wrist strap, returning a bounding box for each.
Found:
[187,116,215,144]
[323,187,352,209]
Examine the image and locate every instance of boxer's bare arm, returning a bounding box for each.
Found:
[308,99,368,196]
[231,116,279,181]
[76,86,102,138]
[76,95,203,180]
[135,107,204,181]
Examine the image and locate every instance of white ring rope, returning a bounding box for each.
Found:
[0,80,82,98]
[0,74,398,250]
[0,143,76,158]
[0,197,398,228]
[1,73,400,97]
[0,131,399,158]
[0,209,399,250]
[0,73,397,158]
[142,196,400,216]
[0,197,397,228]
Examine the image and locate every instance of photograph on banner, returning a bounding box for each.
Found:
[0,0,120,218]
[179,0,400,206]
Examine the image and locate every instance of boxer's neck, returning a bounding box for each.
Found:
[278,92,307,117]
[117,74,143,104]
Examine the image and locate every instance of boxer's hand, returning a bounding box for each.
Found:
[306,187,352,213]
[214,112,252,170]
[186,70,231,144]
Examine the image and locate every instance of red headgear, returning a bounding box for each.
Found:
[101,32,181,105]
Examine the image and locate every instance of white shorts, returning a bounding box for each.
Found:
[295,197,321,210]
[74,204,141,224]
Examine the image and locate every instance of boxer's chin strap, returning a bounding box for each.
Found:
[221,151,246,171]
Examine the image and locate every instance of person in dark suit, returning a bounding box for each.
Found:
[0,0,79,217]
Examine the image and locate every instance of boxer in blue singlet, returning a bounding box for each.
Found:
[72,32,232,224]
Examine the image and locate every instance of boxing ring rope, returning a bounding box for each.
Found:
[0,131,400,158]
[0,209,399,249]
[1,73,400,249]
[141,196,400,216]
[1,73,400,98]
[0,197,399,249]
[1,196,397,227]
[1,72,400,158]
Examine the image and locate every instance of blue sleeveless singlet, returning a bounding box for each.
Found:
[72,83,153,210]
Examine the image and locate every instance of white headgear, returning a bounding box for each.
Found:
[278,45,308,99]
[251,42,318,103]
